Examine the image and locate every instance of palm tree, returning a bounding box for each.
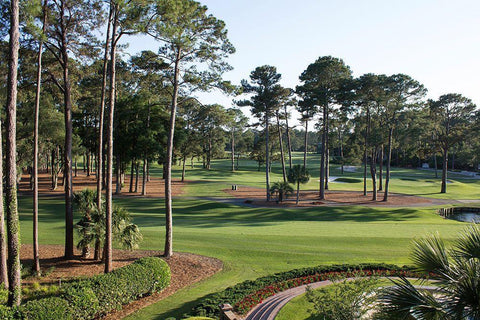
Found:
[287,165,310,205]
[74,190,142,260]
[269,181,293,203]
[378,225,480,319]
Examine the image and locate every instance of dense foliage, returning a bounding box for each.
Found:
[0,257,170,319]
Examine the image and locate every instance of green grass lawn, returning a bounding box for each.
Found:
[17,153,480,319]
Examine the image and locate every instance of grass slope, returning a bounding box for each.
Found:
[17,153,479,319]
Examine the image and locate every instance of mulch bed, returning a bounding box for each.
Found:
[18,171,185,198]
[20,244,222,319]
[225,186,450,207]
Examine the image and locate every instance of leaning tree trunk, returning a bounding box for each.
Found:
[105,6,119,273]
[383,127,394,202]
[6,0,21,305]
[164,48,182,258]
[441,147,448,194]
[32,0,47,274]
[276,111,287,183]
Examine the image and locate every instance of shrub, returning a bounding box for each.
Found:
[20,297,71,320]
[0,305,16,320]
[0,257,170,320]
[334,177,362,183]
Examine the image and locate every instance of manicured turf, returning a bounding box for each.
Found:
[17,153,480,319]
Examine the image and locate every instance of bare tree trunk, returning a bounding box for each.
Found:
[303,119,308,168]
[134,162,139,193]
[32,0,47,274]
[141,158,147,195]
[296,181,300,205]
[383,128,393,202]
[370,148,377,201]
[434,153,438,178]
[164,48,182,258]
[339,127,344,175]
[115,156,121,194]
[74,156,77,177]
[324,110,329,190]
[86,152,90,176]
[181,156,186,182]
[378,144,383,191]
[284,104,292,170]
[231,130,235,172]
[60,0,74,259]
[5,0,21,304]
[276,111,287,183]
[319,107,326,200]
[441,148,448,193]
[129,160,134,193]
[105,6,119,273]
[0,124,6,287]
[265,109,271,201]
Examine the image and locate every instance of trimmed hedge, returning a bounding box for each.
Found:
[190,263,415,318]
[0,257,170,319]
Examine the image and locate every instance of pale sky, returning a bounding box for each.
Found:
[126,0,480,121]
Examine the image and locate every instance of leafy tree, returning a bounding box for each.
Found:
[379,225,480,319]
[297,56,352,199]
[269,181,293,203]
[226,108,249,172]
[429,94,476,193]
[287,165,310,205]
[147,0,235,257]
[5,0,21,306]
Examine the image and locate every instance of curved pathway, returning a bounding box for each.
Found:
[244,279,437,320]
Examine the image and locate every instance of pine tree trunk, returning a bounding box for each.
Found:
[86,152,90,176]
[141,158,147,195]
[6,0,21,304]
[284,105,292,170]
[129,160,134,193]
[324,110,329,190]
[434,153,438,178]
[60,0,74,259]
[181,156,186,182]
[231,130,235,172]
[134,162,139,193]
[383,128,393,202]
[319,106,326,200]
[105,6,119,273]
[115,156,121,194]
[303,119,308,168]
[32,0,47,274]
[378,144,383,191]
[296,181,300,205]
[441,148,448,193]
[164,48,182,258]
[265,109,271,201]
[276,112,287,183]
[370,148,377,201]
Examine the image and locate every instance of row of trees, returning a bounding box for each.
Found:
[238,58,477,203]
[0,0,235,307]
